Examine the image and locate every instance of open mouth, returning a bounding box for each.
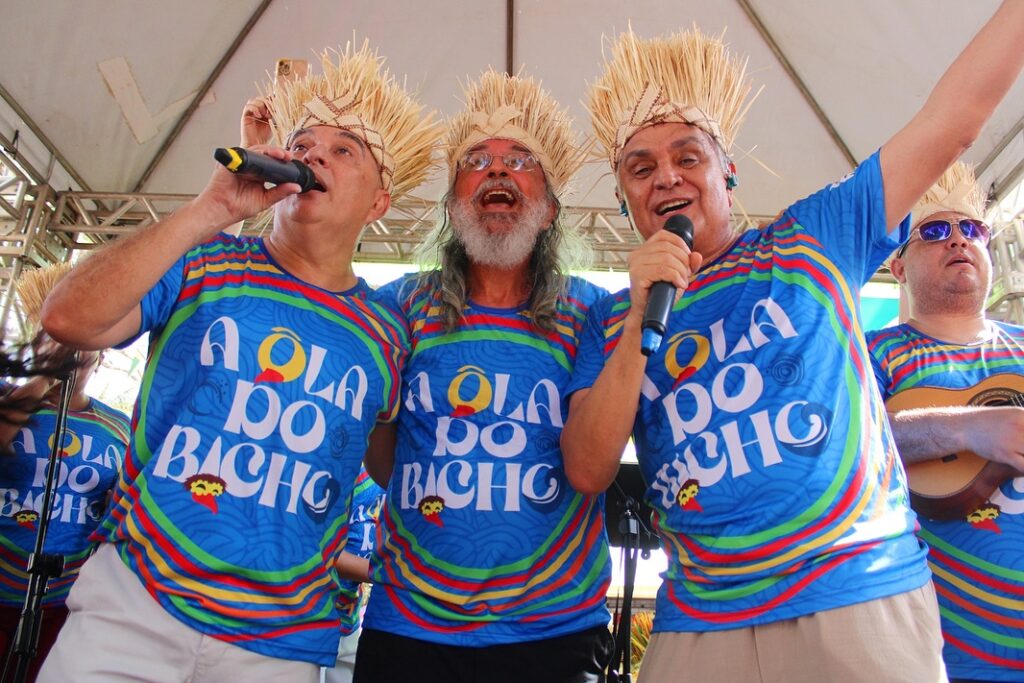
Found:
[655,200,691,216]
[481,189,516,207]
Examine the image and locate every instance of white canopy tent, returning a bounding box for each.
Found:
[1,0,1022,328]
[3,0,1023,611]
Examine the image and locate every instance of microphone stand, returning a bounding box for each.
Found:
[1,364,76,683]
[607,484,650,683]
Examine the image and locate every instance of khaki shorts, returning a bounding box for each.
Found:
[638,584,946,683]
[37,543,320,683]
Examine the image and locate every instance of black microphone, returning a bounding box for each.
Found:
[213,147,324,193]
[641,214,694,357]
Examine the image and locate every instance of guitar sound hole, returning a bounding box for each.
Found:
[941,454,958,463]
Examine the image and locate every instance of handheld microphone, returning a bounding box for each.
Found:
[640,214,694,357]
[213,147,324,193]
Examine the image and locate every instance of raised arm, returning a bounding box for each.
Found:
[561,341,645,495]
[42,145,300,350]
[240,96,274,148]
[881,0,1024,228]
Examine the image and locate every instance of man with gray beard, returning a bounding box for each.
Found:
[447,174,553,270]
[354,71,615,683]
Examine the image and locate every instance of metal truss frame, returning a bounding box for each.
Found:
[8,179,1024,329]
[0,132,71,337]
[3,137,1023,332]
[44,190,748,268]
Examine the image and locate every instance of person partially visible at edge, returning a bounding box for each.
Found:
[355,70,614,683]
[0,287,79,447]
[322,465,384,683]
[37,42,441,682]
[561,6,1024,682]
[868,161,1024,682]
[0,263,129,683]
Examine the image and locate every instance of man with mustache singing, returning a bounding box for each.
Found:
[561,4,1024,681]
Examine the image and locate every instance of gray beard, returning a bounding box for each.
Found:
[448,196,548,269]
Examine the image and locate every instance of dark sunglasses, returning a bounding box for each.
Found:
[896,218,991,257]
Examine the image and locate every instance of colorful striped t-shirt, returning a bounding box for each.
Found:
[336,466,384,636]
[0,398,128,606]
[99,234,407,665]
[868,320,1024,681]
[365,274,612,646]
[568,150,929,632]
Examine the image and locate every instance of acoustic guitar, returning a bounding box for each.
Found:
[884,373,1024,520]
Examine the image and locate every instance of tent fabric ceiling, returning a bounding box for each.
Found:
[2,0,1022,226]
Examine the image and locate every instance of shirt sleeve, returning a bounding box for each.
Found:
[564,292,622,397]
[114,252,189,349]
[786,150,910,285]
[867,340,894,401]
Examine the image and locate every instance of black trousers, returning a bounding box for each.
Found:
[0,604,68,683]
[353,625,614,683]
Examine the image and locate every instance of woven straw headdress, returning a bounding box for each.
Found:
[264,41,442,200]
[16,262,73,333]
[446,70,584,198]
[912,161,986,226]
[587,26,757,172]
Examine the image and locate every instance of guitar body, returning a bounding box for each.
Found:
[885,373,1024,520]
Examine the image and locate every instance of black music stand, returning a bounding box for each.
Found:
[604,463,658,551]
[605,463,657,683]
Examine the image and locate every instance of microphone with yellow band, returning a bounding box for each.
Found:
[213,147,324,193]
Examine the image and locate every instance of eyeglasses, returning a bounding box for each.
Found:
[458,151,539,173]
[896,218,991,257]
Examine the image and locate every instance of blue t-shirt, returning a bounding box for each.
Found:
[868,320,1024,681]
[101,234,407,665]
[364,274,612,646]
[568,151,929,633]
[336,466,384,636]
[0,398,128,606]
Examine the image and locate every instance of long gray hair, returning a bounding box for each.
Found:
[412,188,591,334]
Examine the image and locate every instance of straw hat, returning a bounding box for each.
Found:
[445,69,584,198]
[587,25,758,172]
[912,161,986,226]
[264,41,442,200]
[16,262,73,331]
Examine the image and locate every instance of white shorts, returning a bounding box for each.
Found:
[37,543,319,683]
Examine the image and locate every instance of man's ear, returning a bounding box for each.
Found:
[890,256,907,284]
[542,200,557,230]
[615,188,629,217]
[365,189,391,225]
[724,161,738,207]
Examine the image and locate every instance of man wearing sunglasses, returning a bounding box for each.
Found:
[868,162,1024,683]
[353,71,614,683]
[894,218,991,259]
